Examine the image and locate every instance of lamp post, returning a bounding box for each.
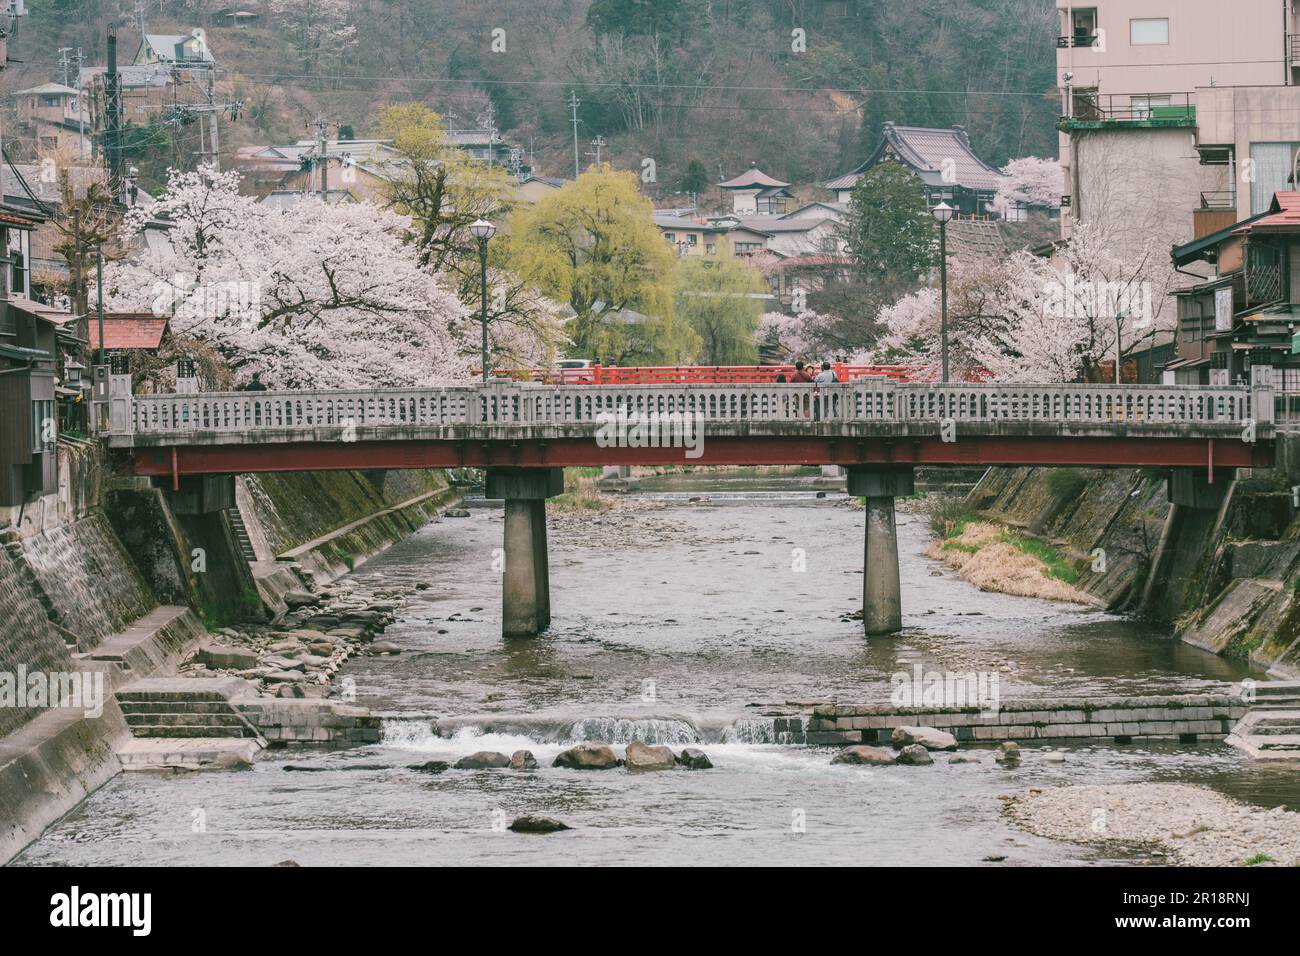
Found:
[468,218,497,383]
[931,201,954,383]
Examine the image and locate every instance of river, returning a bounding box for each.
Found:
[14,469,1297,866]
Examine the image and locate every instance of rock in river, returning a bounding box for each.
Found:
[676,747,713,769]
[624,740,677,771]
[407,761,450,774]
[509,815,571,834]
[553,742,619,769]
[891,726,958,751]
[454,751,511,769]
[896,744,934,766]
[831,745,897,766]
[510,749,539,770]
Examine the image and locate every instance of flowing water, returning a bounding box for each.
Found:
[15,469,1296,867]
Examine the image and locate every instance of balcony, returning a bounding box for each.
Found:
[1061,92,1196,130]
[1056,34,1100,48]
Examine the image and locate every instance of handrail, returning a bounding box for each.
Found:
[115,380,1271,437]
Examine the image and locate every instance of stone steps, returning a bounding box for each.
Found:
[226,506,257,562]
[123,711,255,730]
[1226,700,1300,760]
[116,738,262,771]
[113,677,266,757]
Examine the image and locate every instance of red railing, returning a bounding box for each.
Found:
[478,364,922,385]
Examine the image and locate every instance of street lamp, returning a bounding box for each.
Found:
[931,201,954,383]
[468,218,497,383]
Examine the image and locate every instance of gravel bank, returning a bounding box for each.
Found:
[1005,782,1300,866]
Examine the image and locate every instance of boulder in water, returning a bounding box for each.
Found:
[891,726,958,751]
[896,744,934,766]
[406,761,450,774]
[996,741,1021,766]
[624,740,677,771]
[454,751,510,769]
[509,815,571,834]
[676,747,713,769]
[510,750,539,770]
[831,745,896,766]
[553,742,619,769]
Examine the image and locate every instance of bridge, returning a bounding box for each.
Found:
[98,371,1277,639]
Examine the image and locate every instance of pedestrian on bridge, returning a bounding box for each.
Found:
[814,362,837,384]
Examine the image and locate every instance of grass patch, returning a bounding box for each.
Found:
[926,496,979,539]
[1005,533,1080,584]
[549,491,613,512]
[1242,852,1273,866]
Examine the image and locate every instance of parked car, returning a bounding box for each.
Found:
[552,358,597,384]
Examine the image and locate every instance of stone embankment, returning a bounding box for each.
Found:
[953,432,1300,675]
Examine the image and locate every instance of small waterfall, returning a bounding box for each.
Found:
[568,717,701,745]
[380,718,438,747]
[722,717,807,745]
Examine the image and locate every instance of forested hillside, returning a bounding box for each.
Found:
[10,0,1059,198]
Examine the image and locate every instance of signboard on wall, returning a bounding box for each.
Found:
[1215,286,1233,331]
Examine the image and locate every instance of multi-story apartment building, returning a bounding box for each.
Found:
[1056,1,1295,247]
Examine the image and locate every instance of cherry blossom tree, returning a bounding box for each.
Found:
[873,223,1173,383]
[103,165,469,389]
[993,156,1065,218]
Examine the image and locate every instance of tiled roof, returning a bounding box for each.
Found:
[7,296,76,325]
[88,316,170,350]
[718,167,790,189]
[1238,191,1300,232]
[827,124,1006,193]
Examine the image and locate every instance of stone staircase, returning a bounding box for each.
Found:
[114,677,265,770]
[226,506,257,561]
[1226,681,1300,760]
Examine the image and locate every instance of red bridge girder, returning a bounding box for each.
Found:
[126,435,1273,478]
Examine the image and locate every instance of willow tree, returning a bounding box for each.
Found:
[675,256,765,365]
[502,165,689,364]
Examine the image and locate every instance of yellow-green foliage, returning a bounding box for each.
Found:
[503,165,692,364]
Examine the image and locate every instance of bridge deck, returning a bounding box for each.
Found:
[105,380,1276,475]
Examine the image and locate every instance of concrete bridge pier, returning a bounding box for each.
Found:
[848,466,915,636]
[485,468,564,638]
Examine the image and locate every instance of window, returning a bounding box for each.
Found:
[705,243,716,255]
[1248,142,1300,214]
[735,242,762,253]
[1130,18,1168,45]
[663,233,675,242]
[686,234,697,245]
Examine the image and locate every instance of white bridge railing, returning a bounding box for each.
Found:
[112,378,1271,438]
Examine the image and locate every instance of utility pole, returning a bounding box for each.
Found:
[59,47,73,87]
[205,67,220,169]
[587,135,605,168]
[567,90,581,178]
[104,33,123,186]
[484,100,496,168]
[311,114,328,199]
